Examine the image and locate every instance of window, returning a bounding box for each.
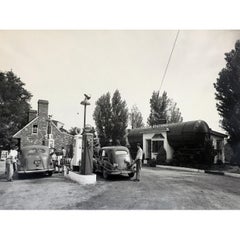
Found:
[38,148,46,154]
[102,150,107,157]
[152,140,163,153]
[115,150,128,155]
[32,124,38,134]
[26,148,37,156]
[115,150,130,162]
[48,139,55,148]
[216,140,222,151]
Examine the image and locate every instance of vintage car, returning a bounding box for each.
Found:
[17,145,54,176]
[93,146,135,179]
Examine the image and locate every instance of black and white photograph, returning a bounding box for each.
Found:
[1,29,240,210]
[0,1,240,240]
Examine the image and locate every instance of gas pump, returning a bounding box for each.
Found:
[80,127,93,175]
[71,134,82,171]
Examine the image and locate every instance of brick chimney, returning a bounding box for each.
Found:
[28,110,37,122]
[38,100,49,118]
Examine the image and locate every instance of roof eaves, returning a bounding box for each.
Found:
[50,121,72,137]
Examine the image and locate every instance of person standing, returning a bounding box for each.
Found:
[9,146,18,173]
[5,147,18,182]
[61,147,66,158]
[134,143,143,182]
[60,147,66,173]
[50,149,57,172]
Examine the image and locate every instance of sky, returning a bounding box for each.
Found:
[0,30,240,133]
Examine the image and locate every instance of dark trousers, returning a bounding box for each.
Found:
[13,162,16,172]
[135,159,141,180]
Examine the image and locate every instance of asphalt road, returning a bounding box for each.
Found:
[0,160,240,210]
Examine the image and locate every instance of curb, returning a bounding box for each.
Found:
[64,170,96,185]
[155,165,240,179]
[224,172,240,178]
[204,170,224,175]
[156,165,205,173]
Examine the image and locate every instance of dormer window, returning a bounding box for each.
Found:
[32,124,38,134]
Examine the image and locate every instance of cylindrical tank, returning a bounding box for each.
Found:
[127,120,210,149]
[127,129,144,147]
[167,120,210,148]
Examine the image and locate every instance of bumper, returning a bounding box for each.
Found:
[107,169,134,175]
[17,168,54,174]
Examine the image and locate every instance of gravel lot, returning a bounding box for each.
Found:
[1,160,240,210]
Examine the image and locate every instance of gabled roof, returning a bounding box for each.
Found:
[13,117,72,138]
[50,120,72,136]
[152,133,165,139]
[13,116,39,138]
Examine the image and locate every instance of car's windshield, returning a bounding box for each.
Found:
[24,148,47,157]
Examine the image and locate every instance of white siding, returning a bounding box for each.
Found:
[142,131,174,161]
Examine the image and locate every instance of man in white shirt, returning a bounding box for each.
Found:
[5,146,18,181]
[9,146,18,172]
[134,143,143,182]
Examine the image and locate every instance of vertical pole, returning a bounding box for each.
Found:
[81,103,87,174]
[83,104,86,131]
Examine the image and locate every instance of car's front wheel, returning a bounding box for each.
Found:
[103,169,108,179]
[128,172,134,178]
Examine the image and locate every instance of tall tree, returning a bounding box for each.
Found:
[214,39,240,162]
[93,92,112,146]
[148,90,182,126]
[111,90,129,144]
[168,100,183,123]
[93,90,128,146]
[129,105,144,129]
[0,70,32,149]
[148,91,169,126]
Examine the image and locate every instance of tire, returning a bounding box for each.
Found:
[128,172,134,178]
[93,158,97,173]
[48,171,53,176]
[103,169,108,179]
[72,166,79,172]
[17,173,24,179]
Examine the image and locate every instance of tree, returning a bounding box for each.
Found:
[0,70,32,149]
[111,90,129,144]
[214,39,240,163]
[129,105,144,129]
[148,91,169,126]
[147,90,182,126]
[168,100,183,123]
[93,92,112,146]
[93,90,128,146]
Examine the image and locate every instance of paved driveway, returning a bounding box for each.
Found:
[0,160,240,209]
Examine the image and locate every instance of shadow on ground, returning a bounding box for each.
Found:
[0,171,56,182]
[96,172,134,182]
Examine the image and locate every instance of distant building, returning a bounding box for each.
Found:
[127,120,228,165]
[13,100,73,153]
[210,130,228,164]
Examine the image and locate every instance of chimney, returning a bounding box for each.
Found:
[38,100,49,117]
[28,110,37,122]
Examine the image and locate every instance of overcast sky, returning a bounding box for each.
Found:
[0,30,240,133]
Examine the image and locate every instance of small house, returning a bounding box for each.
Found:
[13,99,73,154]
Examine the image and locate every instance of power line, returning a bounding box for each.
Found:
[159,30,180,94]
